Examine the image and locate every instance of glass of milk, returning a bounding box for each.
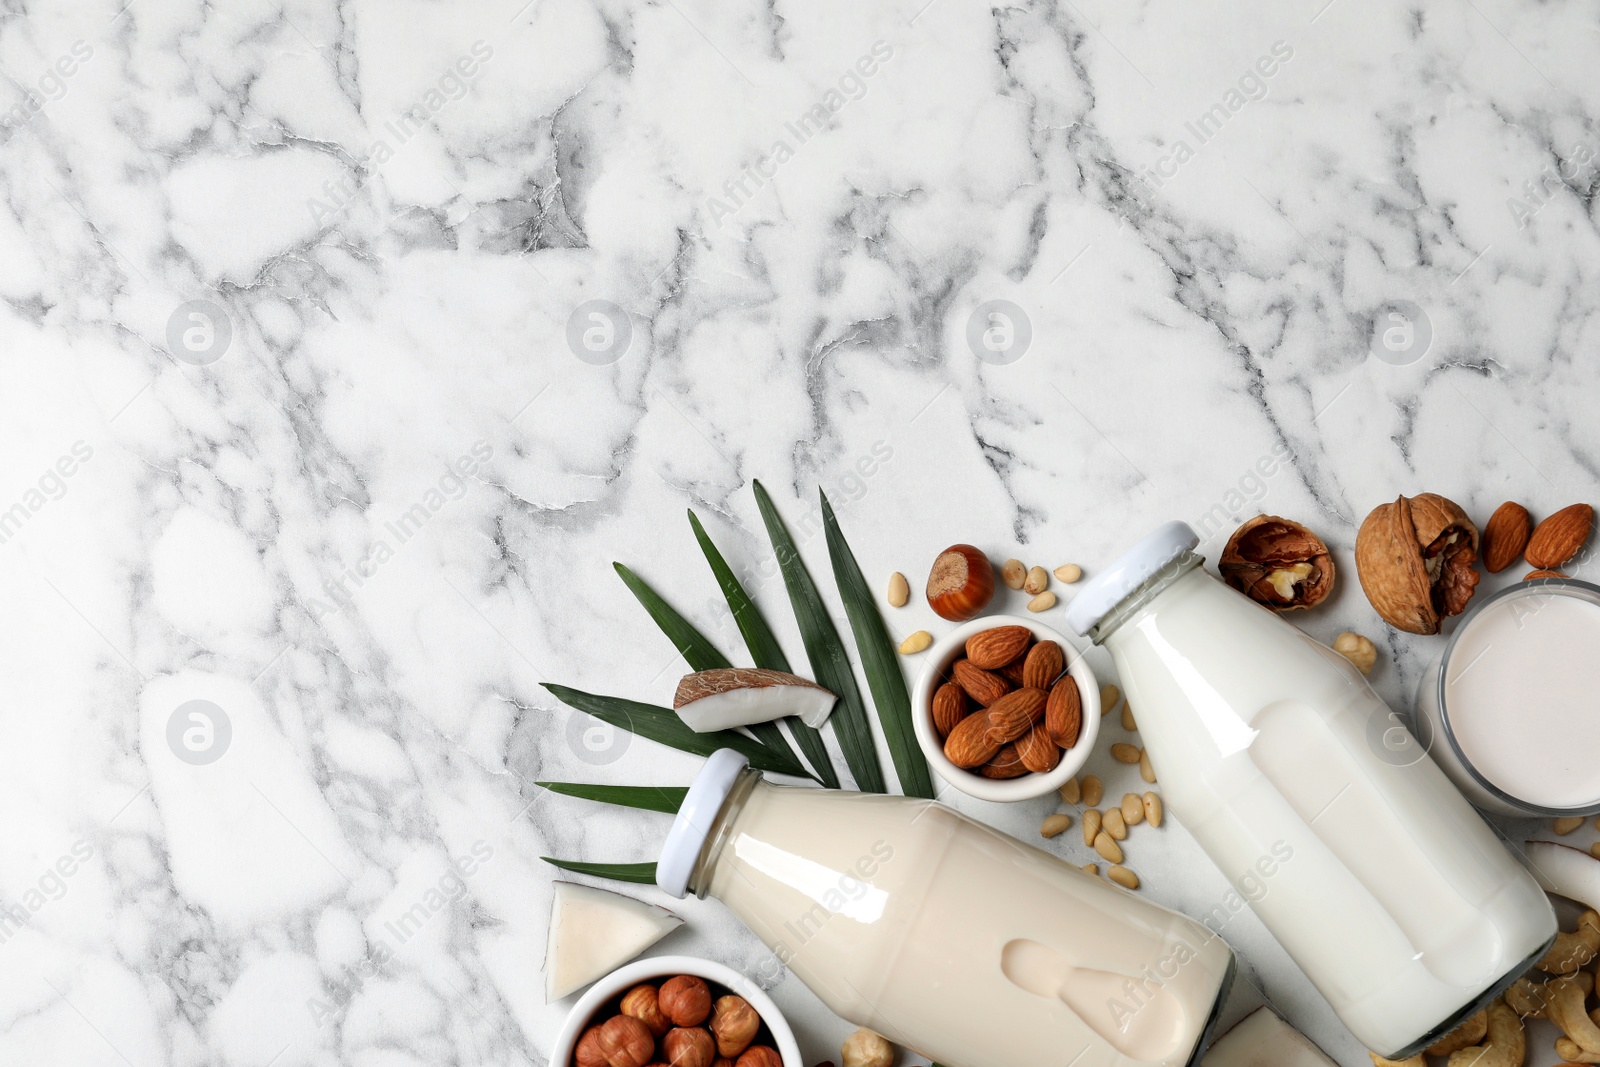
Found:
[658,748,1237,1067]
[1062,522,1556,1060]
[1415,577,1600,816]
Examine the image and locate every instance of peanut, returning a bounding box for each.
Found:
[1082,809,1102,846]
[1107,865,1139,889]
[1054,563,1083,584]
[897,630,932,655]
[1024,566,1050,595]
[1059,777,1081,805]
[1143,791,1163,828]
[1099,683,1120,716]
[1110,742,1141,764]
[886,572,909,608]
[1103,806,1127,840]
[1027,591,1056,612]
[1001,558,1027,591]
[1121,793,1143,826]
[1040,813,1072,838]
[1094,831,1124,864]
[1139,748,1156,783]
[1081,774,1103,807]
[1555,816,1585,835]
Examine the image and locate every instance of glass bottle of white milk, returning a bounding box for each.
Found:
[659,749,1236,1067]
[1062,522,1555,1058]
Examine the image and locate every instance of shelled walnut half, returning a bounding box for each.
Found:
[1355,493,1480,635]
[1219,515,1336,611]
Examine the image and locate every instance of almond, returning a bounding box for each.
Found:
[1480,502,1531,573]
[951,659,1010,707]
[1022,640,1065,690]
[1016,721,1061,773]
[1526,504,1593,569]
[1526,569,1569,581]
[996,658,1028,687]
[931,682,969,738]
[944,712,1000,768]
[965,625,1032,669]
[985,687,1048,744]
[1045,676,1082,748]
[978,743,1028,778]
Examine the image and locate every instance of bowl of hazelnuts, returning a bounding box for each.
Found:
[550,955,801,1067]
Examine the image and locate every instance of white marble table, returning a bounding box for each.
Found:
[1,0,1596,1062]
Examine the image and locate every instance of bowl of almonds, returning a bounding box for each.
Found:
[550,955,801,1067]
[912,615,1101,802]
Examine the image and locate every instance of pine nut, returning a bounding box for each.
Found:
[897,630,932,655]
[1121,702,1137,732]
[1591,842,1600,860]
[1099,683,1121,716]
[1081,862,1099,875]
[1082,809,1102,846]
[1001,558,1027,590]
[887,571,909,607]
[1054,564,1083,584]
[1108,865,1139,889]
[1040,813,1072,838]
[1103,806,1127,840]
[1094,831,1124,864]
[1081,774,1103,807]
[1554,816,1585,835]
[1024,566,1050,595]
[1143,791,1163,828]
[1027,591,1057,612]
[1059,777,1081,805]
[1122,793,1143,825]
[1139,748,1156,783]
[1110,742,1141,764]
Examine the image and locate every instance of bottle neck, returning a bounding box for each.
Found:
[1088,551,1205,644]
[686,766,762,899]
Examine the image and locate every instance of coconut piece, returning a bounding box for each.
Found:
[673,668,837,731]
[1202,1006,1340,1067]
[1525,840,1600,911]
[544,881,683,1001]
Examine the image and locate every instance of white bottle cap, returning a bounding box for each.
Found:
[657,748,750,898]
[1064,521,1201,636]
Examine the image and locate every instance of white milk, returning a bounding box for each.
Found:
[685,768,1234,1067]
[1417,583,1600,813]
[1081,548,1553,1057]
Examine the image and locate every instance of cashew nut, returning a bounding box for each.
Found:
[1506,977,1551,1020]
[1541,910,1600,975]
[1546,976,1600,1055]
[1556,1036,1600,1064]
[1427,1009,1489,1056]
[1446,1000,1523,1067]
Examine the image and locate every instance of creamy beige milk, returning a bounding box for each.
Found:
[698,776,1233,1067]
[1100,564,1554,1056]
[1443,592,1600,809]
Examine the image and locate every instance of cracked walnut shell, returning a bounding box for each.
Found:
[1355,493,1480,635]
[1219,515,1336,610]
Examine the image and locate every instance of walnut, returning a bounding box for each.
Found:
[1218,515,1335,610]
[1356,493,1480,634]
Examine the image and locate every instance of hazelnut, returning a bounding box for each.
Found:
[709,996,760,1057]
[663,1027,715,1067]
[840,1028,893,1067]
[926,544,995,621]
[597,1015,656,1067]
[576,1026,609,1067]
[621,984,672,1037]
[658,975,712,1027]
[735,1048,782,1067]
[1331,632,1377,675]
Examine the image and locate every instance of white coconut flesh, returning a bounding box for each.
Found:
[674,667,837,732]
[543,881,683,1001]
[1524,840,1600,911]
[1201,1006,1339,1067]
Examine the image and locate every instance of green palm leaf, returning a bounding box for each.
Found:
[542,858,658,884]
[687,510,838,788]
[821,491,934,798]
[535,782,688,814]
[752,481,886,793]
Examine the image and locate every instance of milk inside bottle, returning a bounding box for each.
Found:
[1062,521,1555,1058]
[658,749,1236,1067]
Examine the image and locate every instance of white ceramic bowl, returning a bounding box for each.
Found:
[912,615,1101,802]
[548,955,802,1067]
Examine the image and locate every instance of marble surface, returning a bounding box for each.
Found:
[2,0,1598,1062]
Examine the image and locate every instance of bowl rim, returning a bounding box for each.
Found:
[548,954,803,1067]
[911,614,1101,802]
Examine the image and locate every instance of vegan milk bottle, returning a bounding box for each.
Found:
[658,749,1236,1067]
[1063,522,1555,1058]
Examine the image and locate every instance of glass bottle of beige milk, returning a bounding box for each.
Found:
[658,749,1236,1067]
[1063,522,1556,1059]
